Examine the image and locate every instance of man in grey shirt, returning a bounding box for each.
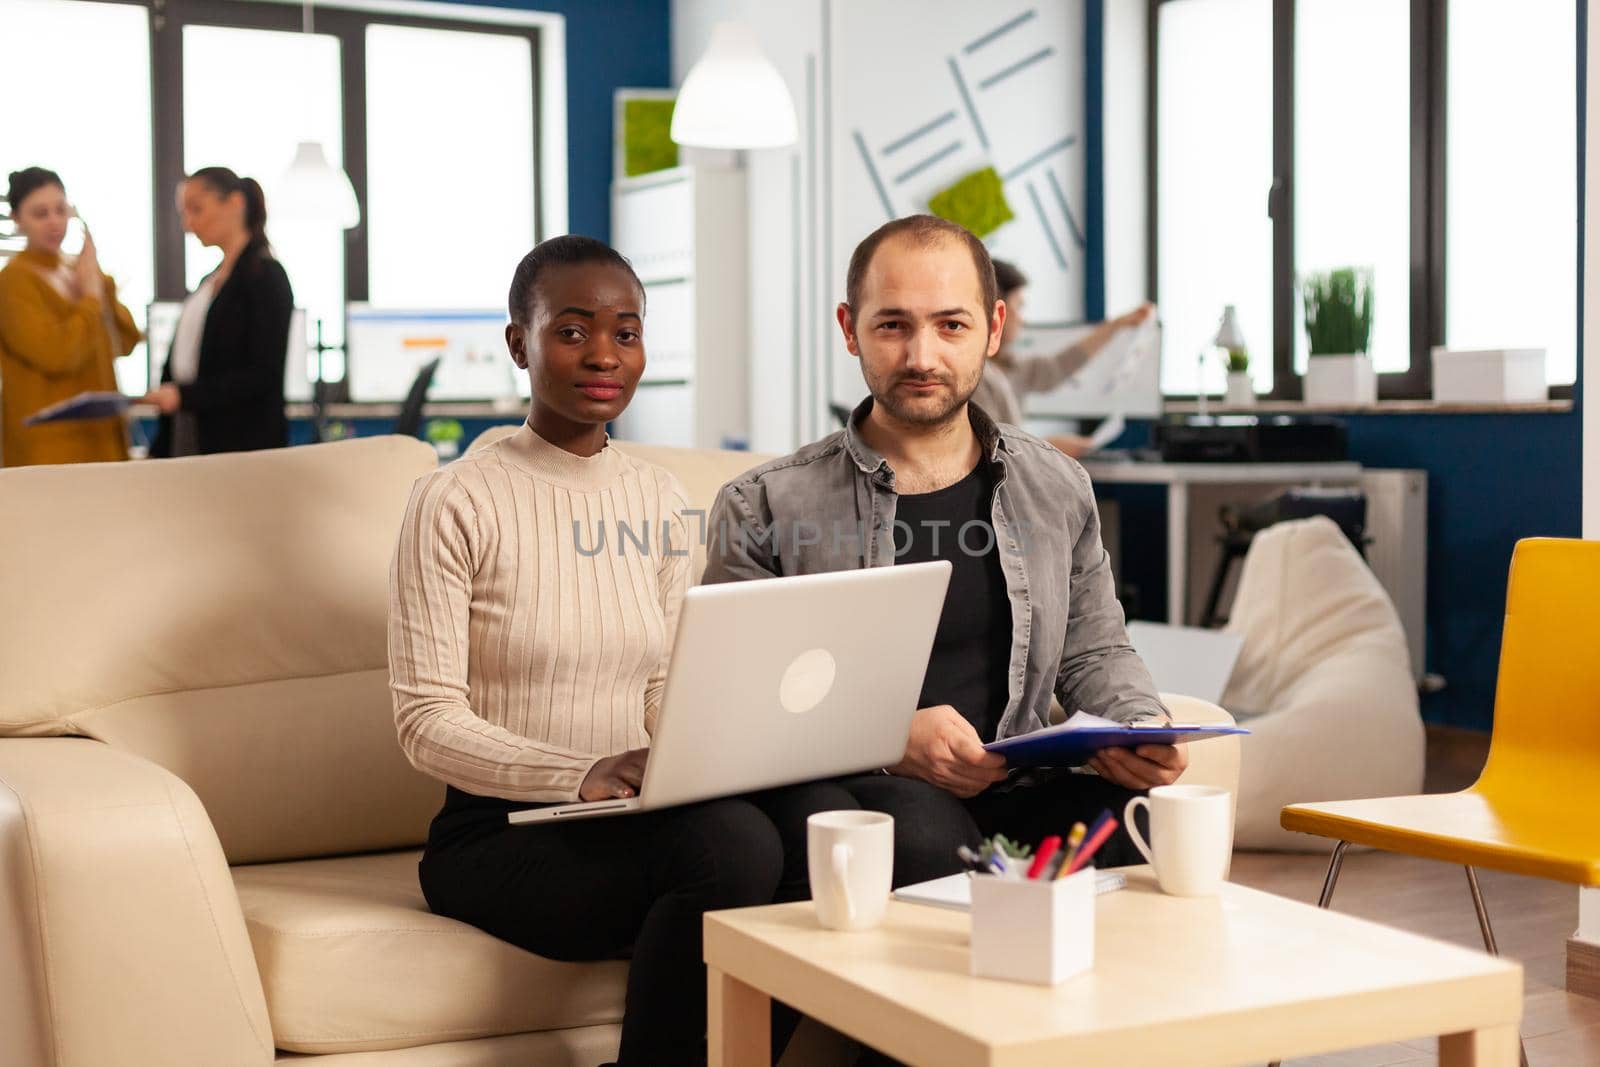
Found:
[703,215,1186,883]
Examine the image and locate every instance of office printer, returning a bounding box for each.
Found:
[1154,415,1349,463]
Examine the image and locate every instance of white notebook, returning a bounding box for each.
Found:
[893,870,1127,912]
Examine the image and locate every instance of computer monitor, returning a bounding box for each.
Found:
[146,301,311,402]
[344,306,520,403]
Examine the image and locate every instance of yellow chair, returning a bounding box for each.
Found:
[1278,538,1600,1067]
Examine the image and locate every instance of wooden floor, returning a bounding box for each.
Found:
[1230,727,1600,1066]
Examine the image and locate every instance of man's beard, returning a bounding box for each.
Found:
[868,368,981,426]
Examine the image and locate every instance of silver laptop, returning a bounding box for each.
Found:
[508,561,952,825]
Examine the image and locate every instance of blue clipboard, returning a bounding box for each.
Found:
[24,390,131,425]
[984,723,1250,768]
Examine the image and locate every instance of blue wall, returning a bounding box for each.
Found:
[438,0,674,241]
[1103,409,1583,732]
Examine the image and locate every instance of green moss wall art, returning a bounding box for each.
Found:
[623,97,679,178]
[927,166,1015,239]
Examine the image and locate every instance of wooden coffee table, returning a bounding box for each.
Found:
[705,869,1522,1066]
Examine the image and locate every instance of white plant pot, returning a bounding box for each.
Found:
[1224,372,1255,406]
[1304,353,1377,406]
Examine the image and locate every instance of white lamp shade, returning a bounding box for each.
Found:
[670,22,798,150]
[276,140,360,229]
[1213,304,1247,349]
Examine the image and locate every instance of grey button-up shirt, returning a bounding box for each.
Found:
[701,398,1166,740]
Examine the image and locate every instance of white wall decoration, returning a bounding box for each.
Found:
[672,0,1136,450]
[832,2,1086,330]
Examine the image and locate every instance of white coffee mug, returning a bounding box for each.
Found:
[1124,785,1233,897]
[807,810,894,931]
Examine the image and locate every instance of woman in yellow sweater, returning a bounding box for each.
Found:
[390,235,836,1066]
[0,166,140,467]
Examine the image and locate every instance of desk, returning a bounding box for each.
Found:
[1078,461,1364,625]
[705,869,1521,1066]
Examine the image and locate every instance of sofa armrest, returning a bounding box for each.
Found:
[0,738,275,1067]
[1161,693,1241,818]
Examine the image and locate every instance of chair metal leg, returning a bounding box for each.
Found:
[1266,843,1353,1066]
[1463,867,1529,1067]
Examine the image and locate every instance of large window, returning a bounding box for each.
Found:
[1447,0,1578,386]
[1294,0,1410,376]
[1156,0,1273,397]
[182,24,347,356]
[0,0,154,395]
[365,24,536,308]
[1152,0,1581,398]
[5,0,551,400]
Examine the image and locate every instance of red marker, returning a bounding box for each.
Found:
[1065,817,1120,876]
[1025,835,1062,880]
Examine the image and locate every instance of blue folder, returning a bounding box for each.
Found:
[24,390,130,425]
[984,723,1250,768]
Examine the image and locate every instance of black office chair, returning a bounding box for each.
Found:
[394,358,442,439]
[1200,486,1368,629]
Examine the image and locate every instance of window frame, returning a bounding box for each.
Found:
[1146,0,1579,402]
[147,0,544,357]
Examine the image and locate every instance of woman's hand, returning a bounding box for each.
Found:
[138,383,181,414]
[580,747,649,801]
[74,228,105,301]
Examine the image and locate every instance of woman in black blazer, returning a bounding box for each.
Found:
[142,166,293,456]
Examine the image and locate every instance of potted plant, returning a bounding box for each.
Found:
[1214,305,1254,406]
[1302,266,1376,405]
[425,417,465,460]
[1223,348,1254,406]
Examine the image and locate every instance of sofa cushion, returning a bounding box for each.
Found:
[0,437,443,865]
[234,850,626,1054]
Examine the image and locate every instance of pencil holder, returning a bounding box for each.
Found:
[968,867,1095,985]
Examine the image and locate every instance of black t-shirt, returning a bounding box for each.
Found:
[892,461,1013,741]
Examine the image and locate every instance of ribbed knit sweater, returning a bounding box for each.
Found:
[388,422,692,802]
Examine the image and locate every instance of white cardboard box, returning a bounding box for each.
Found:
[1431,347,1546,404]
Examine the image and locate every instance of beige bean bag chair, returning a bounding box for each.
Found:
[1222,516,1425,850]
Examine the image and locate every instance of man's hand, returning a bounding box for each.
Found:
[1113,302,1156,331]
[888,705,1009,798]
[1047,432,1095,459]
[579,747,648,801]
[1086,742,1188,790]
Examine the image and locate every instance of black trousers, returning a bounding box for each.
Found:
[419,782,845,1067]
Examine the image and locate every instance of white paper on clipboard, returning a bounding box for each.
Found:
[1021,318,1162,419]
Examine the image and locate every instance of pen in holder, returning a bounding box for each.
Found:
[969,866,1096,985]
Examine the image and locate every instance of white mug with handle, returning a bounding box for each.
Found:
[807,810,894,931]
[1124,784,1233,897]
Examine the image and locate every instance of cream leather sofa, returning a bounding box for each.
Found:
[0,431,1239,1067]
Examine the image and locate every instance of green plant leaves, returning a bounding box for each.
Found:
[1301,266,1374,356]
